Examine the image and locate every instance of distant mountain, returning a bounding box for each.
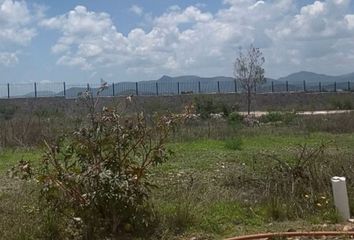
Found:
[22,90,58,97]
[277,71,354,84]
[23,71,354,98]
[156,75,235,83]
[153,71,354,85]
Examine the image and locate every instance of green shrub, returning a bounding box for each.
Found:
[282,111,297,124]
[224,137,243,150]
[259,111,297,124]
[228,111,244,128]
[259,111,283,123]
[330,99,353,110]
[194,96,230,119]
[36,92,190,239]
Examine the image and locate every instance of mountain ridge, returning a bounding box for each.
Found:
[53,71,354,98]
[153,71,354,84]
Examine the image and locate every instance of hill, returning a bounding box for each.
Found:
[50,71,354,97]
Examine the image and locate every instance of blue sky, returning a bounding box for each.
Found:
[1,0,354,84]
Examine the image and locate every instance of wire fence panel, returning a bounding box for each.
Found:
[179,82,199,94]
[0,80,354,99]
[219,81,235,93]
[337,81,351,92]
[94,84,113,97]
[88,84,103,97]
[158,82,178,95]
[274,82,287,92]
[257,83,271,93]
[321,82,335,92]
[9,83,35,98]
[200,81,218,94]
[65,84,87,98]
[0,84,7,99]
[138,82,158,96]
[116,82,137,96]
[287,82,300,92]
[306,81,320,92]
[37,82,65,97]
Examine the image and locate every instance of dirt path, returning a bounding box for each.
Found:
[239,110,354,117]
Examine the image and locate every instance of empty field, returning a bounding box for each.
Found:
[2,120,354,239]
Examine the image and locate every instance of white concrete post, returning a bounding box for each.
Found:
[331,176,350,221]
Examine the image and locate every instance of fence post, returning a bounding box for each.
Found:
[156,82,159,96]
[331,176,351,221]
[86,83,90,91]
[198,81,201,94]
[319,82,322,92]
[63,82,66,97]
[348,81,351,92]
[234,80,238,93]
[135,82,139,96]
[303,80,306,92]
[112,82,115,96]
[177,82,180,94]
[217,81,220,93]
[34,82,37,98]
[286,81,289,92]
[254,83,257,93]
[271,81,274,93]
[7,83,10,99]
[334,82,337,92]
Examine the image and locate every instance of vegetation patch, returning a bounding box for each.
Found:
[2,95,354,239]
[224,137,243,151]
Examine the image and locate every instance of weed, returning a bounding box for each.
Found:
[224,137,243,151]
[0,105,17,120]
[228,111,244,128]
[194,95,230,119]
[259,112,283,123]
[330,98,353,110]
[300,113,354,133]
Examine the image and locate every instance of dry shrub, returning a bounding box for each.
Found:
[300,113,354,133]
[222,141,346,221]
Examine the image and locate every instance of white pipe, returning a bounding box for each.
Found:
[331,176,350,221]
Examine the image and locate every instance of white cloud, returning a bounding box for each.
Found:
[41,1,354,79]
[345,14,354,29]
[40,6,128,70]
[0,51,18,66]
[249,1,265,10]
[0,0,43,66]
[129,4,143,16]
[268,0,352,40]
[168,5,181,11]
[0,0,39,45]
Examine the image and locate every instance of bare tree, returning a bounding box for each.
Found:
[234,45,265,114]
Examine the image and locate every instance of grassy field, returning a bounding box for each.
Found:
[2,127,354,239]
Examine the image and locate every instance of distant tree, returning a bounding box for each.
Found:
[234,45,265,114]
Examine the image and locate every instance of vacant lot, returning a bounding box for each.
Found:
[2,123,354,239]
[2,94,354,239]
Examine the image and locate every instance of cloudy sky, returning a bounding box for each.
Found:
[1,0,354,84]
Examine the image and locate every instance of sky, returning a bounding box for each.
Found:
[1,0,354,84]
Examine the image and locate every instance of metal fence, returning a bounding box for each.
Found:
[0,80,353,99]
